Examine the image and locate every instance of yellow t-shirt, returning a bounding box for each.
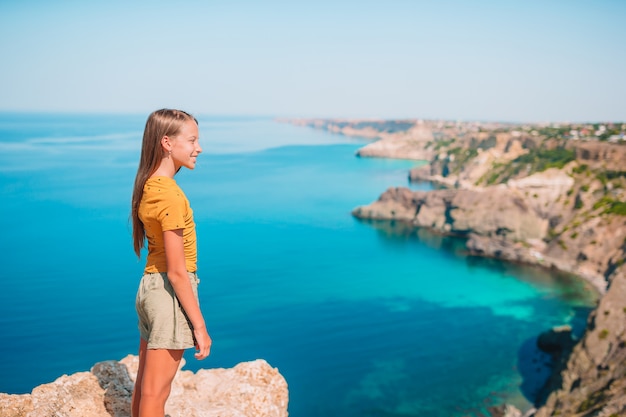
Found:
[139,176,197,273]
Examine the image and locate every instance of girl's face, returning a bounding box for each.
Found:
[169,119,202,170]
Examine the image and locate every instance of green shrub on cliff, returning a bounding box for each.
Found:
[606,201,626,215]
[578,390,606,413]
[606,170,626,180]
[593,196,613,210]
[433,138,456,151]
[478,147,576,186]
[574,197,584,209]
[593,197,626,215]
[514,147,576,172]
[597,170,626,186]
[478,162,505,185]
[448,147,479,174]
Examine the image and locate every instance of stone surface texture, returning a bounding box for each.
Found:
[0,357,288,417]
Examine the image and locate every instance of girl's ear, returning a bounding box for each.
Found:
[161,135,172,152]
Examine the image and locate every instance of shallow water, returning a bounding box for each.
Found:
[0,114,597,416]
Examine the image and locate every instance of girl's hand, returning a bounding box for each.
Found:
[194,326,212,360]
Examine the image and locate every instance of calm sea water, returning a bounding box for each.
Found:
[0,113,597,416]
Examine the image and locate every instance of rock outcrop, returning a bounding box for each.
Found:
[355,123,436,160]
[0,356,289,417]
[352,186,549,242]
[574,141,626,171]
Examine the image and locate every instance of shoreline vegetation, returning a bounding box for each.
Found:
[281,117,626,417]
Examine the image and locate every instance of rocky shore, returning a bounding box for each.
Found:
[0,356,288,417]
[285,118,626,416]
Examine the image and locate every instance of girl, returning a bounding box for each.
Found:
[130,109,212,417]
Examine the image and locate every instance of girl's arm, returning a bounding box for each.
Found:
[163,228,212,360]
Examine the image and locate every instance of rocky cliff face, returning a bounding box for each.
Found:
[573,141,626,171]
[533,268,626,417]
[0,356,289,417]
[352,186,549,242]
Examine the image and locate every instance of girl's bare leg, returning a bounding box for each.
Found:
[131,339,148,417]
[131,339,184,417]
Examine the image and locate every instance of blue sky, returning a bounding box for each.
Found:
[1,0,624,122]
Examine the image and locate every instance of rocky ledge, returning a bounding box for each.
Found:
[0,356,288,417]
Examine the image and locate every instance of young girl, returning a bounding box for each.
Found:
[130,109,212,417]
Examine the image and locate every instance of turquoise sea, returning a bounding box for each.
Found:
[0,113,597,416]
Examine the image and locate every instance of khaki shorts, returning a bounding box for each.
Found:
[135,271,200,350]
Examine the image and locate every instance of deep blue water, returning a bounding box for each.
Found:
[0,113,597,416]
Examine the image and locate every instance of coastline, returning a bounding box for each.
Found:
[282,117,626,416]
[282,117,625,294]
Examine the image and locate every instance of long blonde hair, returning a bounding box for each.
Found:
[131,109,198,257]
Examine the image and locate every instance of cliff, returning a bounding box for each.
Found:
[534,269,626,417]
[286,118,626,416]
[0,356,289,417]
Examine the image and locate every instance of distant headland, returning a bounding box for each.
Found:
[282,117,626,417]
